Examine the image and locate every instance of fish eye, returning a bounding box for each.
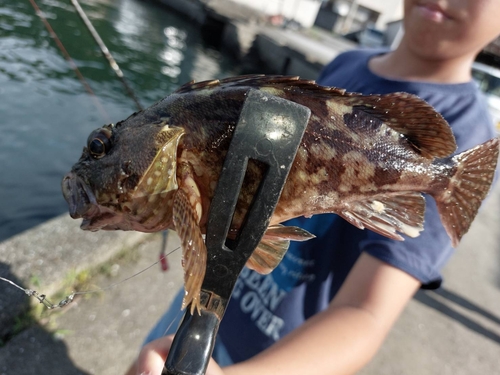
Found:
[87,128,112,159]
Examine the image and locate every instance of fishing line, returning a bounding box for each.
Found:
[70,0,144,111]
[77,245,180,296]
[163,308,183,337]
[0,246,181,310]
[27,0,111,123]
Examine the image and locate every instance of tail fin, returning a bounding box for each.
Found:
[435,138,499,247]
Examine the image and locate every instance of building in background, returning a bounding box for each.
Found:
[229,0,404,45]
[229,0,323,28]
[317,0,402,34]
[229,0,403,31]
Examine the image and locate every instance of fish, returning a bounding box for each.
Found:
[62,75,499,314]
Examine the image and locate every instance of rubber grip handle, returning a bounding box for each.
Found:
[164,309,220,375]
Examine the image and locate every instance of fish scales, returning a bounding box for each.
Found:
[62,75,499,314]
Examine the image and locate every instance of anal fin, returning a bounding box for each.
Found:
[246,224,315,274]
[172,188,206,315]
[262,224,316,241]
[246,238,290,274]
[338,192,426,240]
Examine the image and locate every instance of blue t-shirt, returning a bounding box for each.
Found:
[217,49,496,363]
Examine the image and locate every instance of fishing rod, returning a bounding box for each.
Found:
[70,0,144,111]
[27,0,111,124]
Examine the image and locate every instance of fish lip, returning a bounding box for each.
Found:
[62,172,98,219]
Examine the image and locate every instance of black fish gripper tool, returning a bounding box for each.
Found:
[164,89,311,375]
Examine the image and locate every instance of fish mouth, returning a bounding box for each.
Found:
[62,172,129,231]
[62,172,99,219]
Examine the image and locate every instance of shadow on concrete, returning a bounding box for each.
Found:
[0,263,30,340]
[434,288,500,326]
[414,288,500,345]
[0,263,89,375]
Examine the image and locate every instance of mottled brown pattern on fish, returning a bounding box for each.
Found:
[63,75,498,248]
[62,75,499,314]
[273,104,431,222]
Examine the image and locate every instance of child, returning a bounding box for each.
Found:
[128,1,500,374]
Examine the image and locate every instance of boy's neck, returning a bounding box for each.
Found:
[369,42,475,84]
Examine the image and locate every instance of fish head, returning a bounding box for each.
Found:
[62,120,185,232]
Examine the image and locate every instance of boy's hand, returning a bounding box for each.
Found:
[131,335,225,375]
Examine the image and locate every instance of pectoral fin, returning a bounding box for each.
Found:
[133,126,184,199]
[246,225,315,274]
[172,188,206,315]
[338,192,425,240]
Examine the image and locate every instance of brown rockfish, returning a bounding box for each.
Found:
[62,75,499,314]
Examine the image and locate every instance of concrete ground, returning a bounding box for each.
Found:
[0,227,183,375]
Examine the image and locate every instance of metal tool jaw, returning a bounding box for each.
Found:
[164,89,311,375]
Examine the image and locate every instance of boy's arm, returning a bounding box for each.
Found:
[132,252,420,375]
[224,252,420,375]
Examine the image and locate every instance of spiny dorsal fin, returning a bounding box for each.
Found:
[173,75,348,96]
[175,78,220,93]
[174,75,455,159]
[175,75,267,93]
[342,93,456,159]
[338,192,426,241]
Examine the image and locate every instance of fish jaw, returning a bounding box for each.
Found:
[60,171,123,230]
[61,169,178,232]
[80,208,127,231]
[62,172,98,219]
[62,171,126,231]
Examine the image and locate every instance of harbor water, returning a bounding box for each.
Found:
[0,0,238,241]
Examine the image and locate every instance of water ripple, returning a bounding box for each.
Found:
[0,0,239,241]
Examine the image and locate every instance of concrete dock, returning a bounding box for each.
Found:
[1,0,499,374]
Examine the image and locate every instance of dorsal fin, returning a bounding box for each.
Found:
[173,75,456,159]
[173,75,348,96]
[342,93,456,158]
[175,78,221,92]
